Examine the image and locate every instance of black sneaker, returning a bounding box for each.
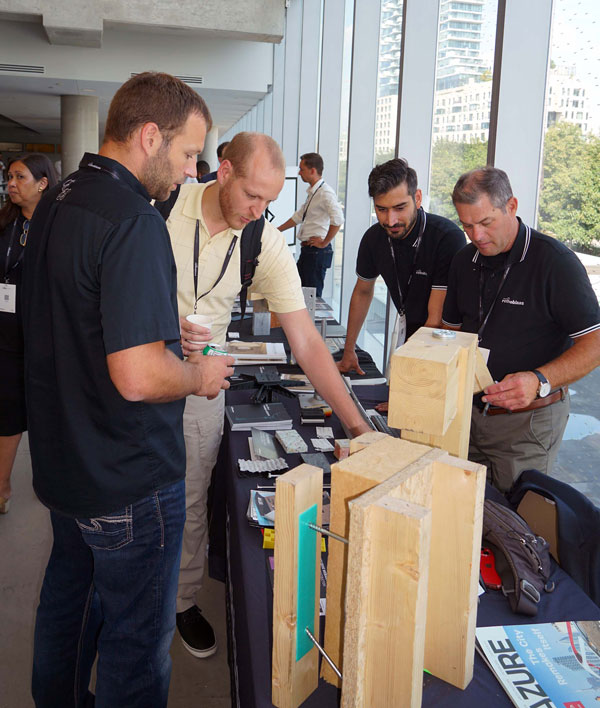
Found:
[176,606,217,658]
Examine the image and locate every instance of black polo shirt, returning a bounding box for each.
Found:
[356,208,466,337]
[22,153,185,518]
[442,218,600,381]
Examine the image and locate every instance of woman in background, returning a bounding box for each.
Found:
[0,153,58,513]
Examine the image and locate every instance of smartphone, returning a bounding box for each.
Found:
[480,547,502,590]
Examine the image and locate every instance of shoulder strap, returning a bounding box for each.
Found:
[239,215,264,319]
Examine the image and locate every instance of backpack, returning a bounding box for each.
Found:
[238,216,264,319]
[482,499,554,616]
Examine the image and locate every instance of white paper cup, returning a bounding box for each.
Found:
[185,314,213,330]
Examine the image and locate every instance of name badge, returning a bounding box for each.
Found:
[0,283,16,314]
[395,312,407,347]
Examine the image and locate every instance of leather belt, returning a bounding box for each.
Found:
[481,386,568,416]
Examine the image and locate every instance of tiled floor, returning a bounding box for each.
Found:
[1,367,599,707]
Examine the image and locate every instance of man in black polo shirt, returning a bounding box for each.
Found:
[21,73,234,708]
[443,167,600,492]
[337,158,465,399]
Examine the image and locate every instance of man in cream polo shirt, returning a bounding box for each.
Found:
[167,131,370,659]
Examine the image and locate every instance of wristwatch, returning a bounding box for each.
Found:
[532,369,551,398]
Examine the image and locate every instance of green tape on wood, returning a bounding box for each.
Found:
[296,503,317,661]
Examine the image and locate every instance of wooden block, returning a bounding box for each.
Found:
[272,464,323,708]
[400,330,478,458]
[333,438,350,460]
[348,430,388,455]
[388,327,465,436]
[342,494,431,708]
[321,436,432,686]
[473,346,494,394]
[424,453,486,688]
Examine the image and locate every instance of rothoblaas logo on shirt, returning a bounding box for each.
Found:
[501,297,525,306]
[415,269,428,276]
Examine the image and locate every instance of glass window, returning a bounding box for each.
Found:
[354,0,405,371]
[429,0,497,225]
[537,0,600,257]
[326,0,354,319]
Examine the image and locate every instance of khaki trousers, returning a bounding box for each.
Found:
[176,392,225,613]
[469,393,570,494]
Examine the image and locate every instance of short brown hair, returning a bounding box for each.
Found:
[300,152,323,175]
[224,132,285,177]
[104,72,212,145]
[452,167,513,211]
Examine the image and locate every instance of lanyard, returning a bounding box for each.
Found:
[3,218,26,283]
[387,209,427,316]
[477,224,529,343]
[301,182,324,223]
[192,219,237,313]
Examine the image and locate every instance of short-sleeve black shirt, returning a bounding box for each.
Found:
[22,153,185,518]
[355,209,466,337]
[442,219,600,381]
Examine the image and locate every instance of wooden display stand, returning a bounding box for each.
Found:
[273,437,485,707]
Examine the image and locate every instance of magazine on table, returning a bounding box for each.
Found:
[476,621,600,708]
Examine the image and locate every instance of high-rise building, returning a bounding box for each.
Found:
[377,0,403,98]
[436,0,485,90]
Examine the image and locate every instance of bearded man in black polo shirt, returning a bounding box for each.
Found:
[443,167,600,493]
[21,73,234,708]
[337,158,465,409]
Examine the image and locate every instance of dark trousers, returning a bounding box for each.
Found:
[296,244,333,298]
[32,480,185,708]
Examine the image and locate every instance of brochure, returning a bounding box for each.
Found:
[476,621,600,708]
[225,403,292,431]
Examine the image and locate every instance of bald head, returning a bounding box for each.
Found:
[224,132,285,178]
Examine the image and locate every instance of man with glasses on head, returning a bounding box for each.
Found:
[442,166,600,493]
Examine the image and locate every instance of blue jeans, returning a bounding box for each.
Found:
[297,244,333,298]
[32,480,186,708]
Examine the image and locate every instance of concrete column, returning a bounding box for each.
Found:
[60,95,99,177]
[199,126,219,171]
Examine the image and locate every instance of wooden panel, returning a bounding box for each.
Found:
[400,330,478,458]
[473,346,494,394]
[272,464,323,708]
[342,495,431,708]
[321,436,432,686]
[424,454,486,688]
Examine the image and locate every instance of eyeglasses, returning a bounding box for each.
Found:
[20,219,30,247]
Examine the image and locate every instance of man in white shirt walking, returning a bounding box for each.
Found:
[278,152,344,297]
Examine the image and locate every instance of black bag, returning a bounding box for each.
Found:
[482,499,554,616]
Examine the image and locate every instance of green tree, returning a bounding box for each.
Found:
[538,122,600,253]
[429,138,488,224]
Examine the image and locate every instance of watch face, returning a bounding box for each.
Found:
[539,381,551,398]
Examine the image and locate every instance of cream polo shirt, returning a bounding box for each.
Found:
[167,182,306,346]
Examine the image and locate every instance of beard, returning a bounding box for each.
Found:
[140,146,176,202]
[218,179,247,230]
[382,207,418,240]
